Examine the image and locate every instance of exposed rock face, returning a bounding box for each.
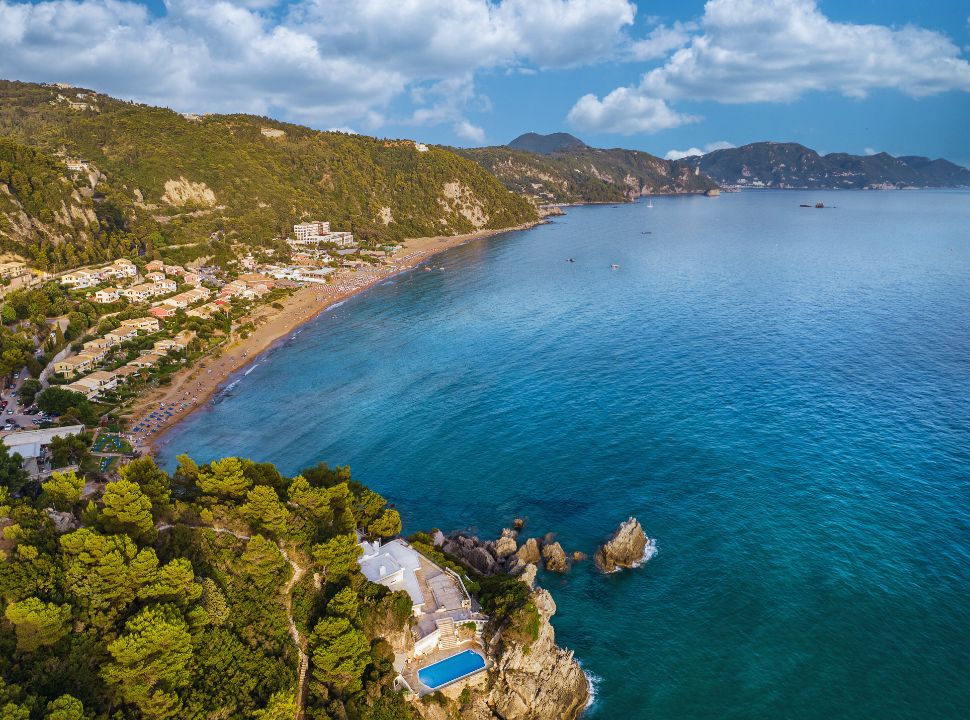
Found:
[516,537,540,565]
[571,551,586,563]
[595,517,653,572]
[495,529,518,558]
[44,508,80,534]
[476,589,588,719]
[542,542,568,573]
[162,177,216,207]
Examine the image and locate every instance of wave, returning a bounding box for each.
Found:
[578,660,602,715]
[603,537,658,574]
[243,363,259,376]
[633,537,658,567]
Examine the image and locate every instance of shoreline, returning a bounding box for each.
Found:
[125,220,544,453]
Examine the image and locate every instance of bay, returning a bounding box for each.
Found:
[158,189,970,719]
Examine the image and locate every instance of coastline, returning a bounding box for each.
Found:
[126,220,543,453]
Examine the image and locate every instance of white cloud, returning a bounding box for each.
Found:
[453,120,486,144]
[568,88,698,134]
[663,140,734,160]
[664,147,704,160]
[569,0,970,134]
[628,21,695,61]
[863,147,878,156]
[0,0,637,132]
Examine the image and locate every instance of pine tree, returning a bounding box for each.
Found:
[4,597,71,651]
[196,457,252,499]
[240,485,289,538]
[100,479,156,544]
[41,470,84,511]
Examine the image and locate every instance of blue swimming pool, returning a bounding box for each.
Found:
[417,649,486,689]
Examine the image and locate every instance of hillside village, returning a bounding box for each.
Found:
[0,217,407,480]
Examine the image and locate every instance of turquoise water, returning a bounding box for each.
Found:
[158,190,970,719]
[417,650,487,690]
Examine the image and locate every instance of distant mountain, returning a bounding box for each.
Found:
[507,132,587,155]
[461,133,717,203]
[683,142,970,189]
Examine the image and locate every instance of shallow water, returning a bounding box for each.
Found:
[159,190,970,719]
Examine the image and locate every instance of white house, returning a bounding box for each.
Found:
[92,287,120,304]
[358,539,426,616]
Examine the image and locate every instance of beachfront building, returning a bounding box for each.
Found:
[128,353,164,369]
[153,331,195,355]
[294,221,330,242]
[53,355,93,379]
[1,425,85,476]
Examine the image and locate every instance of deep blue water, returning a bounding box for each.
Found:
[158,190,970,719]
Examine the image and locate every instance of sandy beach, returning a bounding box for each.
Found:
[125,222,541,452]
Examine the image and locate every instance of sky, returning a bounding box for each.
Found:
[1,0,969,165]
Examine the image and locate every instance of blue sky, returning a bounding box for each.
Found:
[2,0,969,165]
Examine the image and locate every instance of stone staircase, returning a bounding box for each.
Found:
[435,617,457,650]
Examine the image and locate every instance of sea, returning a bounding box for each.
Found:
[157,189,970,719]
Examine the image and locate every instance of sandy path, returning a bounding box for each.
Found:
[125,222,540,452]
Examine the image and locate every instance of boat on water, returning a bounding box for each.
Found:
[647,199,654,208]
[566,258,575,263]
[611,264,620,270]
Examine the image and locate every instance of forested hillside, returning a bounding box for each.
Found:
[0,80,537,270]
[461,134,718,203]
[0,453,421,719]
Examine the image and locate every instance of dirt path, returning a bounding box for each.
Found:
[156,523,309,719]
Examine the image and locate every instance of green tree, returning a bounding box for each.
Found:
[240,485,289,537]
[103,605,193,719]
[354,488,387,527]
[0,444,28,494]
[326,587,359,620]
[48,434,90,469]
[196,457,251,499]
[4,597,71,651]
[45,695,85,720]
[16,378,41,406]
[309,616,370,694]
[240,535,288,591]
[119,456,171,518]
[100,479,156,544]
[37,387,96,424]
[252,691,296,720]
[286,475,332,522]
[368,509,402,539]
[41,470,84,510]
[59,529,143,626]
[199,578,230,627]
[311,534,362,583]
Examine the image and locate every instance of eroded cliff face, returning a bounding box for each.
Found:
[414,586,589,720]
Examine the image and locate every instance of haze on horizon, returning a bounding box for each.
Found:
[1,0,968,165]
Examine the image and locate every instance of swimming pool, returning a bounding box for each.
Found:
[417,649,486,690]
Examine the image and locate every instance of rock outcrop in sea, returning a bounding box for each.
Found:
[542,541,568,573]
[595,517,654,572]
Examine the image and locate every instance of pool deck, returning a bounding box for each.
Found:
[402,642,489,696]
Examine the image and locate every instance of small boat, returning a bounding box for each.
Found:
[611,264,620,270]
[815,202,824,209]
[566,258,575,263]
[641,231,652,235]
[647,199,654,208]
